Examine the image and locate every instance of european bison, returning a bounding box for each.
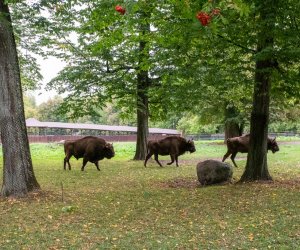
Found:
[222,134,279,168]
[144,136,196,167]
[63,136,115,171]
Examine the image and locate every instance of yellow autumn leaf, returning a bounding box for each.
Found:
[248,233,254,241]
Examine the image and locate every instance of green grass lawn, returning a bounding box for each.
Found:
[0,140,300,249]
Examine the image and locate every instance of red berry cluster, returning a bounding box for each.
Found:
[196,12,211,26]
[196,8,220,26]
[115,5,126,15]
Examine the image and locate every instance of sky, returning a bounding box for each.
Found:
[33,56,66,105]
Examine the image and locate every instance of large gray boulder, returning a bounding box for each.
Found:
[196,160,233,185]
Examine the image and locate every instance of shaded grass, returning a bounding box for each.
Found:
[0,140,299,249]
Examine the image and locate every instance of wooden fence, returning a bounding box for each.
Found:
[2,132,298,144]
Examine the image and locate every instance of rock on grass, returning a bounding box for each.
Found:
[196,160,233,185]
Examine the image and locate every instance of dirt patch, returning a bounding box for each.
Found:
[278,140,300,144]
[205,141,225,145]
[157,177,236,189]
[204,140,300,145]
[273,178,300,189]
[156,177,300,190]
[167,178,200,189]
[145,158,200,166]
[0,189,61,203]
[156,177,200,189]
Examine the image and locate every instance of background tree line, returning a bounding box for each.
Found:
[24,93,300,135]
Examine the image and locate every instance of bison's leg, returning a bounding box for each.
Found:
[81,158,88,171]
[94,161,100,171]
[154,153,163,167]
[230,152,238,168]
[144,152,153,167]
[167,155,175,165]
[64,154,72,170]
[222,151,231,162]
[175,155,179,167]
[63,158,67,170]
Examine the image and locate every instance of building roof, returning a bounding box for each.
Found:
[26,118,180,135]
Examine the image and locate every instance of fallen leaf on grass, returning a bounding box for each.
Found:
[248,233,254,241]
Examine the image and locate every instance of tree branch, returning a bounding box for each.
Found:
[217,34,256,53]
[105,62,135,73]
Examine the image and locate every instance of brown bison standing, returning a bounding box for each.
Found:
[144,136,196,167]
[63,136,115,171]
[222,133,279,168]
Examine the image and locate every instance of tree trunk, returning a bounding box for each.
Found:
[240,1,277,182]
[133,73,149,160]
[224,121,241,140]
[0,1,40,197]
[224,104,243,141]
[133,13,150,160]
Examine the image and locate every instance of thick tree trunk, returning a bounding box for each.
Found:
[0,1,40,196]
[240,1,277,182]
[224,104,243,141]
[224,121,241,140]
[134,74,149,160]
[133,15,150,160]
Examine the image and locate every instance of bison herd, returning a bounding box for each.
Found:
[63,134,279,176]
[63,135,196,171]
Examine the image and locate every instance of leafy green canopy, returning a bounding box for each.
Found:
[11,0,300,127]
[10,3,43,90]
[171,0,300,129]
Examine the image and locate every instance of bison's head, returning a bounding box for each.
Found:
[268,137,279,153]
[104,143,115,159]
[187,139,196,153]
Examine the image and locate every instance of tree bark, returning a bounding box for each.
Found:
[240,1,277,182]
[134,70,149,160]
[224,104,243,141]
[133,12,150,160]
[224,121,242,141]
[0,1,40,196]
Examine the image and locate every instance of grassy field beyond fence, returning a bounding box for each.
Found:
[0,140,300,249]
